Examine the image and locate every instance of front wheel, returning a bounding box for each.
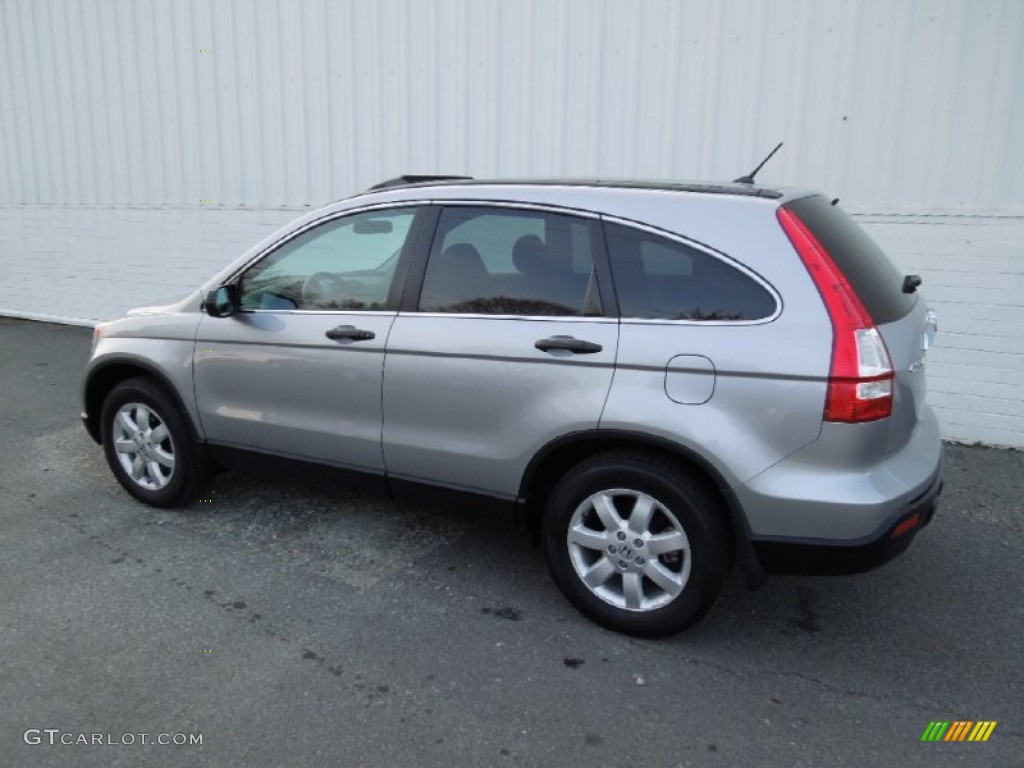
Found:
[100,377,211,507]
[542,451,732,637]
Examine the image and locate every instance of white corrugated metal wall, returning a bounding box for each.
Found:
[1,0,1022,445]
[3,0,1022,208]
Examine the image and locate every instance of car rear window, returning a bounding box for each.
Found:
[785,195,916,325]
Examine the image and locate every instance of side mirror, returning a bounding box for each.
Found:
[204,285,238,317]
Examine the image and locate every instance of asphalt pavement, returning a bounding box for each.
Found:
[1,318,1021,768]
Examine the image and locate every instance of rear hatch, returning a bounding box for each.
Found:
[784,195,936,454]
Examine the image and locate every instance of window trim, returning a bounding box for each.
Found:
[599,214,783,325]
[396,312,619,324]
[398,201,618,319]
[226,203,432,315]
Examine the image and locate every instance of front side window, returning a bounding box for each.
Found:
[605,222,777,321]
[417,207,601,316]
[238,208,416,311]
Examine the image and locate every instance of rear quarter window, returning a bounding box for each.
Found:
[604,222,777,321]
[785,195,916,325]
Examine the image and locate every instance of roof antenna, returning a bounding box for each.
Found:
[733,142,783,184]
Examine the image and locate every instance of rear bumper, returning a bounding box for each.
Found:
[751,462,943,575]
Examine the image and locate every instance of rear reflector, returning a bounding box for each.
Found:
[890,513,922,539]
[777,207,894,422]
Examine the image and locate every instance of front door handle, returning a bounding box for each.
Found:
[325,325,375,341]
[535,335,603,354]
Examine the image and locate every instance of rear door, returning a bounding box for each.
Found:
[785,195,935,452]
[381,204,619,498]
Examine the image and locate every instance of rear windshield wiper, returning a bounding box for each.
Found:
[902,274,922,294]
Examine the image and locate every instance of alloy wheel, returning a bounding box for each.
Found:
[566,488,692,612]
[112,402,176,491]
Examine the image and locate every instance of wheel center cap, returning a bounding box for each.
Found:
[618,543,634,561]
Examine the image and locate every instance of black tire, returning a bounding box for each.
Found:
[542,450,732,637]
[100,376,211,507]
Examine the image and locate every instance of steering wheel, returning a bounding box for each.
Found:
[302,272,352,306]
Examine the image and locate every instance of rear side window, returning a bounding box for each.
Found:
[604,222,776,321]
[785,196,915,325]
[418,207,602,316]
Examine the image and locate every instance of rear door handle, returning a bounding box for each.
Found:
[535,335,603,354]
[325,325,375,341]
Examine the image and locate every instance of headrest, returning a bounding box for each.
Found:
[438,243,489,279]
[513,235,553,275]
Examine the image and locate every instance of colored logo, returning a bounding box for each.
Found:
[921,721,997,742]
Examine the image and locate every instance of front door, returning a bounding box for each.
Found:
[194,206,422,472]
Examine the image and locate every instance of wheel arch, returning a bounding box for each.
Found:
[83,357,200,445]
[518,430,768,589]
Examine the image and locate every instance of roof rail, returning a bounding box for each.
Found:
[368,174,473,191]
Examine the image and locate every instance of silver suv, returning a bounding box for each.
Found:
[82,176,943,636]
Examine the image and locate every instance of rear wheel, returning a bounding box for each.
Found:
[542,451,732,636]
[100,377,211,507]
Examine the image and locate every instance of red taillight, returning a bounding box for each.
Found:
[777,207,894,422]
